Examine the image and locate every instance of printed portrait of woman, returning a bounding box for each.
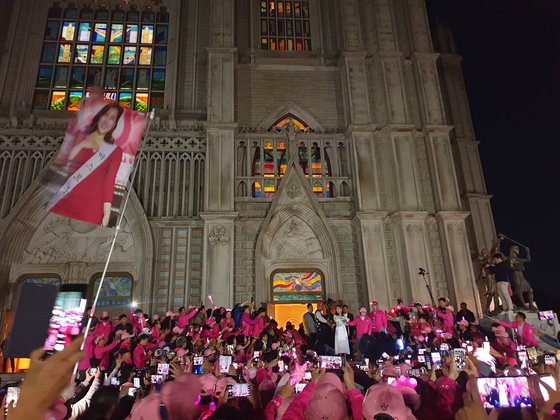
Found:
[47,104,124,226]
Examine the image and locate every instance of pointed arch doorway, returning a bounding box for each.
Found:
[267,270,323,329]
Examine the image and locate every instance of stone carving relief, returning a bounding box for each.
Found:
[208,225,230,246]
[24,216,135,264]
[286,184,301,200]
[270,217,323,259]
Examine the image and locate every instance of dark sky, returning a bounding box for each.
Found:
[426,0,560,311]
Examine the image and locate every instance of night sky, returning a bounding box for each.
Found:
[427,0,560,311]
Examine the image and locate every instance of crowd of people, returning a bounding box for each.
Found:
[2,296,560,420]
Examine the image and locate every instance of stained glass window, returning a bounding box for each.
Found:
[34,3,168,111]
[92,274,133,310]
[260,1,312,51]
[272,272,323,302]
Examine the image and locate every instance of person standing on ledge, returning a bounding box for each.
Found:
[489,253,514,314]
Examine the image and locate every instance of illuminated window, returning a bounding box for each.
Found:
[272,271,323,302]
[250,115,332,198]
[260,1,312,51]
[33,2,168,112]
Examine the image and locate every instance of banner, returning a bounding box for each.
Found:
[42,94,147,227]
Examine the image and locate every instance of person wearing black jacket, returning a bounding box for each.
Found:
[489,253,514,313]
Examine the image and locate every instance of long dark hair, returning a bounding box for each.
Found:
[86,103,124,144]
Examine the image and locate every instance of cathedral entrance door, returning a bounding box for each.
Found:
[269,271,324,328]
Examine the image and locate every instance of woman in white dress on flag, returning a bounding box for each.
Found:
[333,305,350,355]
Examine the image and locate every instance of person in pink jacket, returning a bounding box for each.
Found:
[347,307,373,340]
[93,311,114,341]
[241,306,259,337]
[177,305,198,329]
[77,332,96,371]
[92,336,120,370]
[252,309,268,338]
[436,297,455,334]
[369,301,388,334]
[498,311,539,348]
[133,334,151,368]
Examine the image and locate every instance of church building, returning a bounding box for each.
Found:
[0,0,496,327]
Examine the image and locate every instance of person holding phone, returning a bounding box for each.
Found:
[497,312,539,348]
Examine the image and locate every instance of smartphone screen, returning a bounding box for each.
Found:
[431,352,442,369]
[303,371,312,381]
[527,347,538,364]
[295,383,306,394]
[110,377,120,386]
[228,383,250,398]
[157,363,170,375]
[44,292,87,353]
[277,360,285,372]
[517,350,529,370]
[318,355,343,370]
[133,377,141,388]
[151,374,164,384]
[544,354,555,366]
[219,355,233,374]
[477,377,533,409]
[128,387,137,397]
[453,348,466,370]
[253,351,260,359]
[5,387,20,408]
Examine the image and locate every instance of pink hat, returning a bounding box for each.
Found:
[398,384,421,411]
[457,318,469,327]
[199,374,218,395]
[306,384,347,420]
[203,348,216,358]
[151,314,160,321]
[316,372,345,395]
[130,374,202,420]
[271,342,280,350]
[101,311,109,318]
[492,325,509,339]
[215,377,237,395]
[172,326,183,335]
[381,365,400,379]
[166,311,175,317]
[363,383,416,420]
[371,300,379,306]
[359,307,367,313]
[206,318,216,325]
[120,332,134,340]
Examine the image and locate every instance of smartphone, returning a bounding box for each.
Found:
[517,350,529,370]
[6,387,20,408]
[396,337,404,351]
[157,363,170,375]
[151,374,164,384]
[227,344,234,354]
[110,377,120,386]
[89,367,98,375]
[44,292,87,353]
[219,355,233,374]
[277,360,285,372]
[482,340,491,351]
[477,377,533,409]
[228,383,250,398]
[364,358,370,366]
[387,376,396,385]
[539,374,557,401]
[526,347,538,364]
[453,348,466,370]
[318,355,343,370]
[295,383,306,394]
[133,377,141,388]
[539,310,554,321]
[253,350,260,362]
[303,371,312,381]
[431,352,442,369]
[440,343,450,357]
[544,354,556,366]
[407,368,423,376]
[128,387,138,397]
[359,364,370,372]
[382,352,390,359]
[467,344,474,354]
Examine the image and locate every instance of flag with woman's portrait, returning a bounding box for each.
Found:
[42,94,147,228]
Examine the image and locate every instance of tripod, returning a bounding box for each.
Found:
[419,268,436,307]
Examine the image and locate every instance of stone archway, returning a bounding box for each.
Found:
[0,186,154,319]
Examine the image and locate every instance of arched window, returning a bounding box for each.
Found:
[260,1,312,51]
[272,271,323,302]
[34,2,169,111]
[249,115,332,198]
[91,274,133,313]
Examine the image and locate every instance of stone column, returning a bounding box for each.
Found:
[437,213,482,315]
[202,0,237,308]
[353,212,392,309]
[391,212,435,305]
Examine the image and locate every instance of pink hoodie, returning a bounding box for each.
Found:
[241,312,259,337]
[178,308,198,329]
[93,320,114,341]
[347,316,373,339]
[93,340,119,369]
[77,334,96,371]
[369,309,388,333]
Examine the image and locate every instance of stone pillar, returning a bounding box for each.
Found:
[412,53,446,125]
[202,0,237,308]
[424,129,462,211]
[437,213,482,315]
[391,212,435,305]
[354,212,392,309]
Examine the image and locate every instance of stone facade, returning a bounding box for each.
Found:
[0,0,496,321]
